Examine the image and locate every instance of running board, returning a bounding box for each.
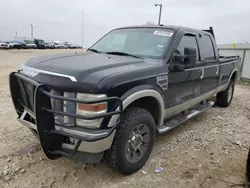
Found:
[157,101,214,134]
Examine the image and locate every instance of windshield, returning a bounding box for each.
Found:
[45,41,54,45]
[37,40,45,45]
[25,40,35,44]
[16,41,24,44]
[90,28,174,58]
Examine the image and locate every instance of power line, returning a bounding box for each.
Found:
[171,0,183,5]
[167,0,184,6]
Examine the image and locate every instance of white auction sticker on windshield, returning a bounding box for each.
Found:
[153,31,173,37]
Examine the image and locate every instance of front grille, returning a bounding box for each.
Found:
[51,90,63,111]
[17,79,35,111]
[63,92,76,126]
[23,82,35,110]
[50,90,76,126]
[16,76,76,126]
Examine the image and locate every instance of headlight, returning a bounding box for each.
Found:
[76,93,107,128]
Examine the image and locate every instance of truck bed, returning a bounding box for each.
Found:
[219,56,240,63]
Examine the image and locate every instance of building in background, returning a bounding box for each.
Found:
[218,43,250,80]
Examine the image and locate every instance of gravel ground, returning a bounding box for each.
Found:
[0,49,250,188]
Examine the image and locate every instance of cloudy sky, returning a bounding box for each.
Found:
[0,0,249,46]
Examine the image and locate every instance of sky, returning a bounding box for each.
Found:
[0,0,250,47]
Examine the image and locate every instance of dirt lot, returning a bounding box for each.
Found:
[0,49,250,188]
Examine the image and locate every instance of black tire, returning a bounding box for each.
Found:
[106,107,156,175]
[216,80,235,107]
[246,149,250,187]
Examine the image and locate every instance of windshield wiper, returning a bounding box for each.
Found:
[88,48,101,53]
[105,51,141,59]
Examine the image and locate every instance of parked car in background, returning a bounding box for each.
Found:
[34,39,46,49]
[7,41,21,49]
[45,41,55,49]
[54,41,65,49]
[15,40,27,49]
[24,39,37,49]
[0,41,10,49]
[68,43,79,49]
[64,42,70,49]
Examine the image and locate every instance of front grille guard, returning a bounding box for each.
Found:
[10,72,123,159]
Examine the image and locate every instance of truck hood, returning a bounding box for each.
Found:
[24,52,158,84]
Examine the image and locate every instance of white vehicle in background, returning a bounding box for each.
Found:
[68,43,79,49]
[0,41,10,49]
[45,41,55,49]
[54,41,65,49]
[64,42,70,49]
[7,41,21,49]
[24,39,37,49]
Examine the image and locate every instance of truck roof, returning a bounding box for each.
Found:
[116,25,215,38]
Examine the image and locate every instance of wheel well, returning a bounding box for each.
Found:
[231,72,237,83]
[126,97,161,126]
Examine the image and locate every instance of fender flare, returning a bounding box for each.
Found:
[107,88,164,127]
[219,68,238,92]
[226,68,238,87]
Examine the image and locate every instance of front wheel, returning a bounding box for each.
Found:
[246,149,250,185]
[106,107,156,175]
[216,80,235,107]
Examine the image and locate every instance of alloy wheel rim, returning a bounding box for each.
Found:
[125,124,150,163]
[228,85,233,103]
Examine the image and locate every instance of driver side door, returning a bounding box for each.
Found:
[164,33,204,118]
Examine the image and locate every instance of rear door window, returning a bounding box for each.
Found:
[199,35,215,60]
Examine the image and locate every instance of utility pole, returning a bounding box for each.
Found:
[15,30,18,37]
[155,4,162,25]
[81,8,84,51]
[30,24,33,38]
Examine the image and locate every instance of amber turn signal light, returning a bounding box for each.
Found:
[77,103,106,112]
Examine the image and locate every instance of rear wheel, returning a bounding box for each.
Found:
[246,149,250,186]
[216,80,235,107]
[106,107,156,175]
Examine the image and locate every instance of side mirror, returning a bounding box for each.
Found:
[172,53,185,64]
[170,51,186,71]
[184,47,197,67]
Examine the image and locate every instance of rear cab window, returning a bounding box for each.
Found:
[198,34,216,61]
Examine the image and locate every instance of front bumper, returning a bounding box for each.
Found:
[27,45,36,49]
[0,45,9,49]
[11,45,21,49]
[9,72,123,160]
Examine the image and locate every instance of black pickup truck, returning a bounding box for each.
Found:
[9,25,241,174]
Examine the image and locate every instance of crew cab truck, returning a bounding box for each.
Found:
[9,25,241,175]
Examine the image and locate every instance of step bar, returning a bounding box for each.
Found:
[157,101,214,134]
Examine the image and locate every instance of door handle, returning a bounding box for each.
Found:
[200,69,204,79]
[216,66,219,75]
